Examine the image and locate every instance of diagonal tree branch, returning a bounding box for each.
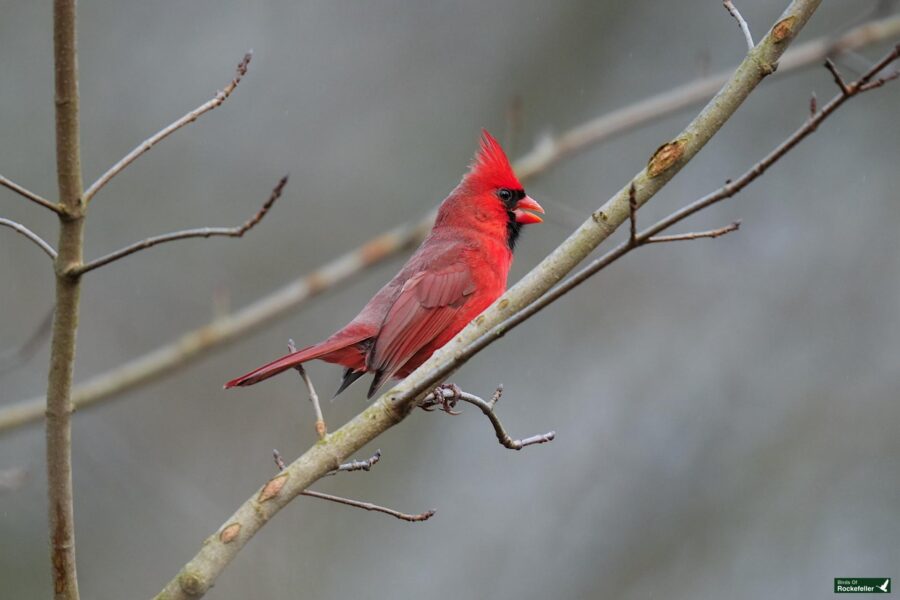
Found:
[0,218,58,260]
[82,52,253,205]
[73,176,286,276]
[0,175,61,214]
[5,13,896,437]
[153,3,826,597]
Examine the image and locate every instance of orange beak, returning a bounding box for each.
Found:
[513,195,545,224]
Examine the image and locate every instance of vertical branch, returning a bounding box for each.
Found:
[48,1,85,599]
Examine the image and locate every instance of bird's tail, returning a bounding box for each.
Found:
[224,334,369,389]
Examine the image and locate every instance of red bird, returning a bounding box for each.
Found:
[225,130,544,398]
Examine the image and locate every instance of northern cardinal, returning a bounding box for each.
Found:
[225,130,543,398]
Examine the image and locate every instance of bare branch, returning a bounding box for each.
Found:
[857,69,899,91]
[419,384,556,451]
[288,339,326,439]
[83,52,253,204]
[75,175,286,275]
[0,175,61,213]
[0,218,58,260]
[825,57,851,93]
[0,305,54,375]
[273,449,432,522]
[646,221,741,244]
[724,1,755,51]
[300,490,435,522]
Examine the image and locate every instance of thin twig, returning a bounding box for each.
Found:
[419,385,556,451]
[646,221,741,243]
[272,450,286,471]
[272,449,433,522]
[824,58,851,94]
[82,52,253,205]
[74,175,286,275]
[326,450,382,475]
[488,384,504,409]
[300,490,435,522]
[0,305,55,375]
[4,16,897,437]
[857,69,899,91]
[0,175,60,213]
[287,339,326,439]
[0,218,58,260]
[724,1,755,51]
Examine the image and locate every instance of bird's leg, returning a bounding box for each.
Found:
[418,382,463,415]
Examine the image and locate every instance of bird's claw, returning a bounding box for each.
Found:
[419,383,463,415]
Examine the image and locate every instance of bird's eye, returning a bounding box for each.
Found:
[498,188,513,202]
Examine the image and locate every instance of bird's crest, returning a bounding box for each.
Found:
[463,129,522,192]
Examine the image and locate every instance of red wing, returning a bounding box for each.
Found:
[368,262,476,384]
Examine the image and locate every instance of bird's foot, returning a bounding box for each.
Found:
[419,383,463,415]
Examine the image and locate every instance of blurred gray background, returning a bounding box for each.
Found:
[2,1,899,598]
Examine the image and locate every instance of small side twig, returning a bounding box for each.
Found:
[287,339,326,439]
[646,221,741,243]
[420,385,556,451]
[300,489,435,522]
[326,450,382,475]
[0,305,54,375]
[824,58,851,94]
[272,449,433,522]
[857,68,899,91]
[724,0,755,52]
[83,52,253,204]
[0,175,60,213]
[74,175,287,275]
[0,218,58,260]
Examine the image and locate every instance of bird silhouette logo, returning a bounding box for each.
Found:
[878,579,890,593]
